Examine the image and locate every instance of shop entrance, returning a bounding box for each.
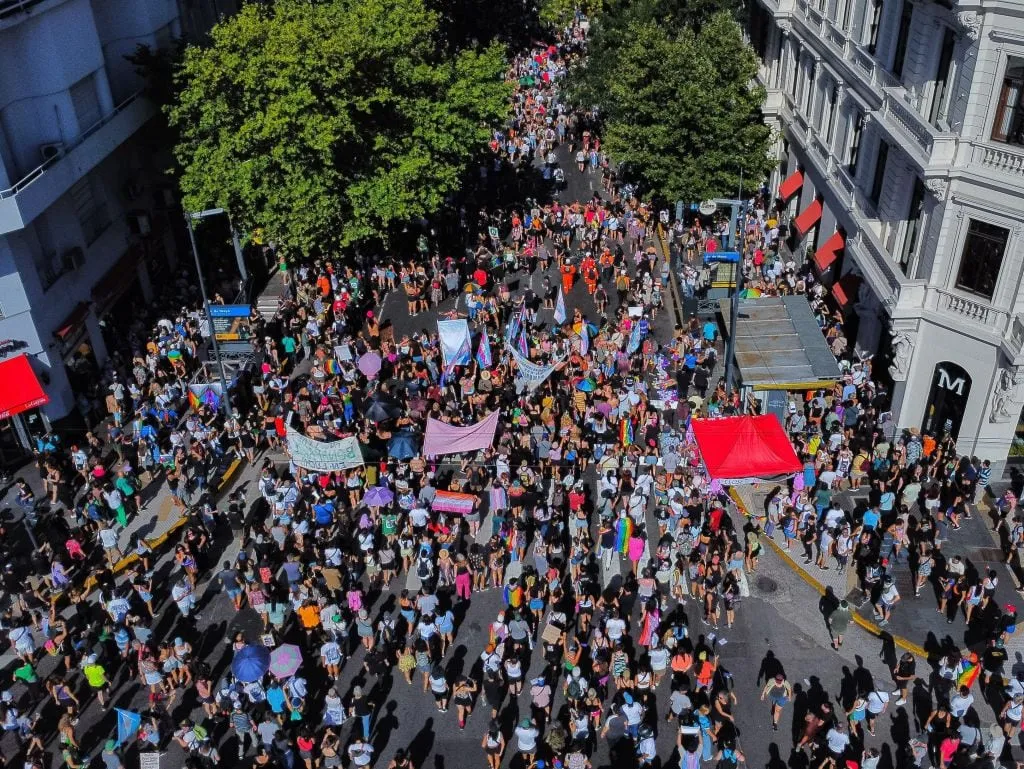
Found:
[923,362,972,440]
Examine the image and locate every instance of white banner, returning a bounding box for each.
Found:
[507,344,561,394]
[437,319,472,367]
[286,429,364,472]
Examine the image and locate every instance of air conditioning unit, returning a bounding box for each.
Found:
[64,247,85,269]
[127,211,151,236]
[39,142,64,163]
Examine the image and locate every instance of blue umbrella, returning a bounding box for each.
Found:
[232,644,271,682]
[575,378,597,392]
[388,431,419,460]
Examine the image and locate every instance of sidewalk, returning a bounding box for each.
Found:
[732,482,1024,663]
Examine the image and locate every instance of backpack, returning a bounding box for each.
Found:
[567,677,584,699]
[417,555,432,580]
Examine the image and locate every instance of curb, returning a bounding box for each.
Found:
[728,487,929,658]
[65,457,244,601]
[655,223,686,331]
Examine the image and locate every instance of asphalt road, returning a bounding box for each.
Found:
[0,151,923,769]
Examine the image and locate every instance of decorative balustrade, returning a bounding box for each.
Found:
[975,143,1024,179]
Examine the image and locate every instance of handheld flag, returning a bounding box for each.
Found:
[505,309,522,345]
[957,655,980,689]
[517,326,529,357]
[476,328,493,369]
[627,322,643,355]
[579,322,589,356]
[619,418,634,447]
[554,288,567,325]
[115,708,143,746]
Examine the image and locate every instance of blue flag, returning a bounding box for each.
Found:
[476,328,493,369]
[505,309,521,345]
[553,288,567,325]
[115,708,142,746]
[627,321,643,355]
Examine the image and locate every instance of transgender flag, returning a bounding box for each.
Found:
[476,328,493,369]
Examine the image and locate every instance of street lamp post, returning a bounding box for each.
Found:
[189,207,248,284]
[185,212,233,419]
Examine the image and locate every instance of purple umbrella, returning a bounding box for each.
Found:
[358,352,382,377]
[363,486,394,507]
[269,644,303,679]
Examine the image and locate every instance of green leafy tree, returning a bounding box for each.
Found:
[537,0,604,29]
[168,0,510,254]
[570,10,771,204]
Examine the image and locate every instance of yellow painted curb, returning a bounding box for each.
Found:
[728,487,929,658]
[58,456,244,603]
[655,224,686,330]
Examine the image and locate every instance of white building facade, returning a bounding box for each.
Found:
[748,0,1024,471]
[0,0,233,457]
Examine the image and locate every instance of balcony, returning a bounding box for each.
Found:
[968,141,1024,191]
[0,92,153,236]
[925,287,1012,342]
[0,0,71,28]
[879,89,958,172]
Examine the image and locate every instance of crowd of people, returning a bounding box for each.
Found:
[1,12,1022,769]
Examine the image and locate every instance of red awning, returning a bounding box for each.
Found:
[832,273,863,307]
[54,302,90,340]
[0,354,48,419]
[813,230,846,273]
[793,198,823,237]
[691,415,802,482]
[778,169,803,202]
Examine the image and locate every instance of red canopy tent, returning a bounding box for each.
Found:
[690,415,801,483]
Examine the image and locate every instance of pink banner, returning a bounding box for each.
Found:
[422,411,500,457]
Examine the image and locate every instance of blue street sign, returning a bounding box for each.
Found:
[208,304,251,318]
[703,251,741,265]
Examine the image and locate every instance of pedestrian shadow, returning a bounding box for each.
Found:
[757,650,785,686]
[372,700,400,757]
[407,716,435,767]
[852,655,875,695]
[787,746,810,769]
[765,743,786,769]
[446,645,468,680]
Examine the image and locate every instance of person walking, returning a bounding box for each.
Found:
[760,673,792,731]
[828,599,852,649]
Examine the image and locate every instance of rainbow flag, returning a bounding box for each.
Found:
[615,515,633,554]
[326,359,341,375]
[957,658,980,689]
[619,418,634,447]
[188,390,201,411]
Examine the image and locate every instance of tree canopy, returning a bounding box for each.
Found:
[168,0,511,253]
[568,5,771,204]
